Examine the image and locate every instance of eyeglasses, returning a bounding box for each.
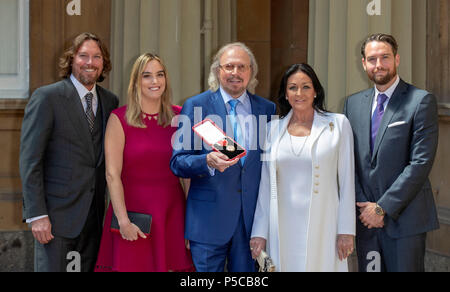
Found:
[219,63,251,73]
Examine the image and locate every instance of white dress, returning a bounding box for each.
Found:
[277,133,312,272]
[251,111,355,272]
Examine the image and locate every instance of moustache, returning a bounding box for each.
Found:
[227,78,243,82]
[81,66,99,71]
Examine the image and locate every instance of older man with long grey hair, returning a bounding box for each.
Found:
[171,42,276,272]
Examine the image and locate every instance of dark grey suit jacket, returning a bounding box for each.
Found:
[344,79,439,239]
[20,78,118,239]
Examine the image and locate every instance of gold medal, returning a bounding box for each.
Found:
[226,145,235,151]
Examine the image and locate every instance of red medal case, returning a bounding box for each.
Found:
[192,118,247,161]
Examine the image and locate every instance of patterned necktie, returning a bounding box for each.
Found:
[371,93,388,153]
[84,92,95,133]
[228,99,246,165]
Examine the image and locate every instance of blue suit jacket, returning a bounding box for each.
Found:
[344,79,439,239]
[170,90,276,245]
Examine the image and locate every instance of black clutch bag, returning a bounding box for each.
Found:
[110,211,152,235]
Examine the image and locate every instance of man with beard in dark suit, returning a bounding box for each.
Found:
[20,32,119,272]
[344,33,439,272]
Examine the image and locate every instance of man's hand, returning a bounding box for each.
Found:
[31,217,54,244]
[206,151,239,172]
[357,202,384,229]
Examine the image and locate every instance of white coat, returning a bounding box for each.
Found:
[251,110,356,271]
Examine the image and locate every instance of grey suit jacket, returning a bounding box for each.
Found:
[344,79,439,239]
[20,78,118,238]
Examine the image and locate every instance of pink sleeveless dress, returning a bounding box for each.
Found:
[95,105,194,272]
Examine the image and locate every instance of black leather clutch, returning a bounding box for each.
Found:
[110,211,152,235]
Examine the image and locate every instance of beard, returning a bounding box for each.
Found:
[72,64,102,87]
[221,78,248,98]
[79,70,101,86]
[79,75,97,86]
[368,67,397,86]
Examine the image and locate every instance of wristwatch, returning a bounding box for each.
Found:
[375,203,385,216]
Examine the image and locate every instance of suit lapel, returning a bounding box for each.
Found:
[60,79,95,162]
[208,90,229,140]
[308,111,329,151]
[271,110,328,160]
[360,88,374,161]
[96,86,109,167]
[371,80,407,161]
[269,111,291,167]
[242,92,264,168]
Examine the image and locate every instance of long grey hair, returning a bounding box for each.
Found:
[208,42,259,93]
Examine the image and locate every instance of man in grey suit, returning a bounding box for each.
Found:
[20,32,118,272]
[344,33,439,272]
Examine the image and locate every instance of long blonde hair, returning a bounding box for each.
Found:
[125,53,174,128]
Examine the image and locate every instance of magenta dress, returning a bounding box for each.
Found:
[95,105,194,272]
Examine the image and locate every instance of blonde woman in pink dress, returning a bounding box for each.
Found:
[95,53,194,272]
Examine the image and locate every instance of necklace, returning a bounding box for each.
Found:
[289,133,309,156]
[142,112,159,121]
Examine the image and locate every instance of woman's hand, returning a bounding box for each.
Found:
[249,237,267,259]
[337,234,354,261]
[119,221,147,241]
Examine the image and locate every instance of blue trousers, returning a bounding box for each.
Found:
[189,212,256,272]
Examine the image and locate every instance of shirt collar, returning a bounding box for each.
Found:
[219,86,249,107]
[70,74,97,100]
[374,75,400,100]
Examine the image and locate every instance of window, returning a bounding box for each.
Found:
[427,0,450,116]
[0,0,29,99]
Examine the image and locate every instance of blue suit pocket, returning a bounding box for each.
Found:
[189,187,217,202]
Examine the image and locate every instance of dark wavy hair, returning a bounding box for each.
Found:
[58,32,112,82]
[277,63,328,118]
[361,33,398,59]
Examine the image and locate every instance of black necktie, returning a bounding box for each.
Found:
[84,92,95,133]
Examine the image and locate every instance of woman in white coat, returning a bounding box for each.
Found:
[250,64,355,272]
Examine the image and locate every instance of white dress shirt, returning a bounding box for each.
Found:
[207,87,254,176]
[70,74,98,116]
[220,86,253,151]
[371,75,400,116]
